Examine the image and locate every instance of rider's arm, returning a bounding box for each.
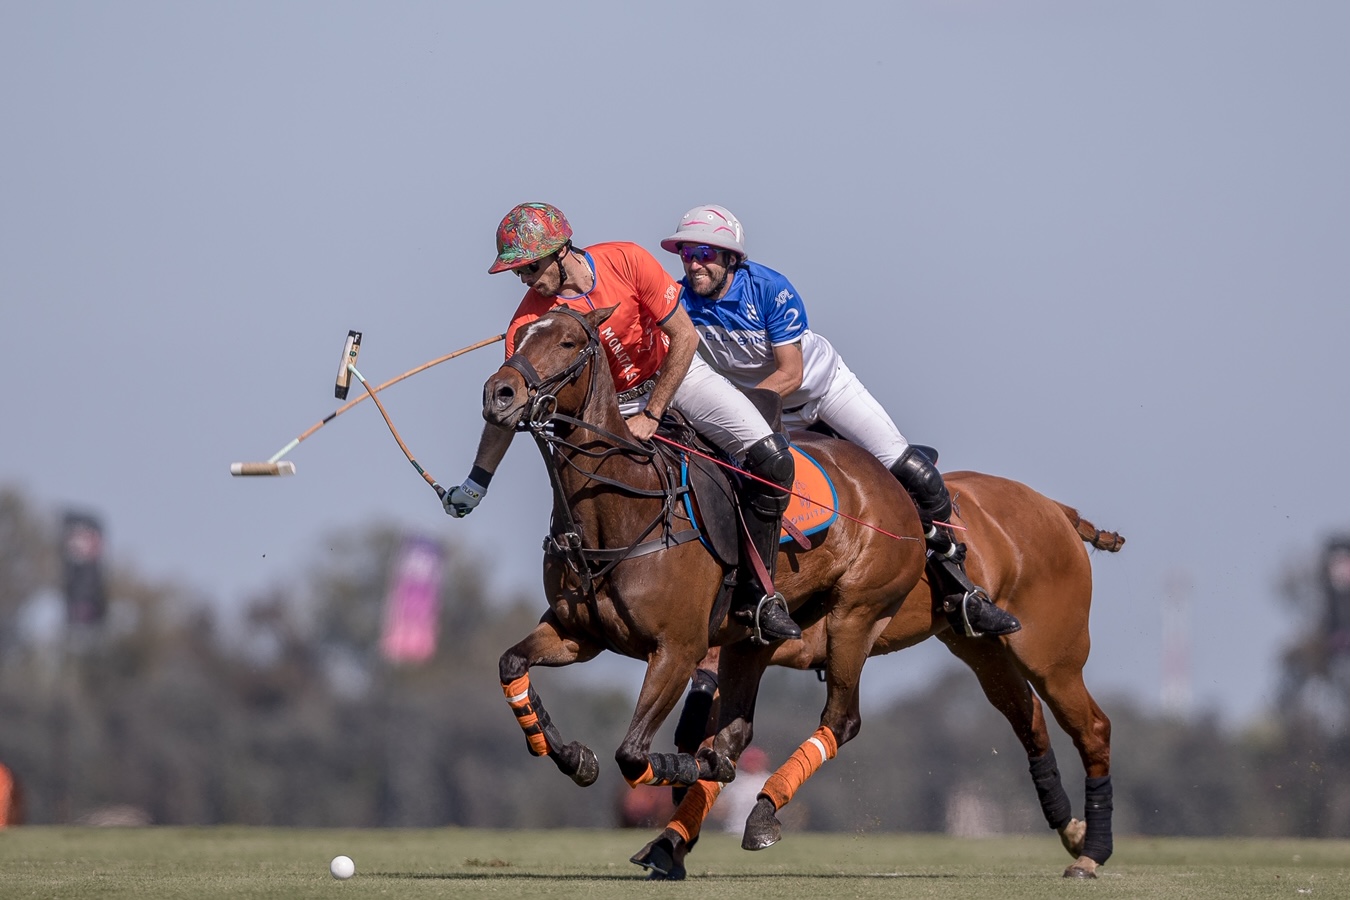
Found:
[471,421,515,476]
[755,269,809,399]
[646,304,699,418]
[443,421,513,517]
[756,341,804,399]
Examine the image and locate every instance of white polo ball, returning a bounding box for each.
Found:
[329,855,355,880]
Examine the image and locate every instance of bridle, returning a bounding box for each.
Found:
[503,309,602,431]
[504,308,700,597]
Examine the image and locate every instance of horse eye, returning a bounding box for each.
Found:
[560,339,577,349]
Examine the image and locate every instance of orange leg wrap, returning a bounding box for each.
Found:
[0,764,13,827]
[502,674,549,757]
[626,763,656,788]
[667,780,722,844]
[759,725,838,811]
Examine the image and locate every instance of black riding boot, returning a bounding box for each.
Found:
[735,433,800,645]
[889,446,1021,638]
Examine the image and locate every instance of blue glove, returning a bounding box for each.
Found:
[442,477,487,518]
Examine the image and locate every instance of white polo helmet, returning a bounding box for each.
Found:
[660,205,746,259]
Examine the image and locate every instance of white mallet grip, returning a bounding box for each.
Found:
[230,461,297,477]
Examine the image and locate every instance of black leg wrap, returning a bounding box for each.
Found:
[1082,775,1114,865]
[646,752,701,787]
[1029,751,1074,831]
[673,677,717,754]
[508,686,553,757]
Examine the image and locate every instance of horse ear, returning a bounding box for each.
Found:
[587,305,620,328]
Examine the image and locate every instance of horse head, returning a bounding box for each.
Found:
[482,305,619,431]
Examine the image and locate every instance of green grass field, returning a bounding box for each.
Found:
[1,827,1346,899]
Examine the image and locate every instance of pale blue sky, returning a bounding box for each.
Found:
[3,1,1347,726]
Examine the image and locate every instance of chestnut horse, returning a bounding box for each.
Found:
[484,305,936,839]
[642,472,1124,879]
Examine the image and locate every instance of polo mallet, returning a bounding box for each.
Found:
[346,361,447,501]
[229,331,504,476]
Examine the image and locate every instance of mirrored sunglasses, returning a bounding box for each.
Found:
[679,244,721,264]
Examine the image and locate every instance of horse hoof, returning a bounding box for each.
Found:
[566,743,600,787]
[1059,818,1087,859]
[1063,857,1099,879]
[630,833,686,880]
[741,797,782,851]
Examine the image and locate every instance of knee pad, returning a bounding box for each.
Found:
[744,433,794,488]
[742,433,794,517]
[889,445,951,523]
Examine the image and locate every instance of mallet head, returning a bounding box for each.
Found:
[334,330,362,400]
[230,461,297,477]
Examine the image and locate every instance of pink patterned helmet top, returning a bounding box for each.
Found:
[488,202,573,274]
[660,204,745,258]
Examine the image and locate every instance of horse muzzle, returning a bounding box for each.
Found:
[483,369,528,428]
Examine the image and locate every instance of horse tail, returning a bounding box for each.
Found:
[1057,503,1126,552]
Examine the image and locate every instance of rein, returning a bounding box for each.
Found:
[506,306,927,617]
[650,435,931,544]
[508,309,702,593]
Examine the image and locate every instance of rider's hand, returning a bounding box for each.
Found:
[442,477,487,518]
[625,407,661,442]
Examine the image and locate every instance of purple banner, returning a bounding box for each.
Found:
[379,535,444,664]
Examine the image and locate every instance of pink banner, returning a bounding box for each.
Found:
[379,535,444,664]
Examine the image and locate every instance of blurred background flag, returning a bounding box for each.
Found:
[379,534,444,664]
[1323,536,1350,654]
[61,511,107,626]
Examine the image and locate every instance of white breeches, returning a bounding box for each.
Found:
[620,354,774,460]
[784,359,909,468]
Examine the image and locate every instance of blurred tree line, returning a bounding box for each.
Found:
[1,483,1348,837]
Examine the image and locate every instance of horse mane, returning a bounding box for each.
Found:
[1057,503,1126,552]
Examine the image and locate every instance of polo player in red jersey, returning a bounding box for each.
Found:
[444,202,800,644]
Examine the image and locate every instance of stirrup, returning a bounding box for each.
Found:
[944,588,1021,638]
[751,592,800,646]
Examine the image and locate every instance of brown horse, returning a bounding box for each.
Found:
[483,305,935,841]
[645,472,1124,879]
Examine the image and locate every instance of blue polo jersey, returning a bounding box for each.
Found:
[679,260,840,411]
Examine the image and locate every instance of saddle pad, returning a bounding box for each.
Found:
[678,442,838,560]
[782,445,837,543]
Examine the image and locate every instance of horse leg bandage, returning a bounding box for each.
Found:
[502,675,549,757]
[1082,775,1114,865]
[1029,750,1074,831]
[627,752,700,788]
[759,725,838,810]
[667,780,722,844]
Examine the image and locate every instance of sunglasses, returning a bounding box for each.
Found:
[515,255,554,280]
[679,244,721,264]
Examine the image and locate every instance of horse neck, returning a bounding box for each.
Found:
[550,358,663,536]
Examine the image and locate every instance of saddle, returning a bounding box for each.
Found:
[546,388,832,643]
[651,411,741,567]
[656,388,847,564]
